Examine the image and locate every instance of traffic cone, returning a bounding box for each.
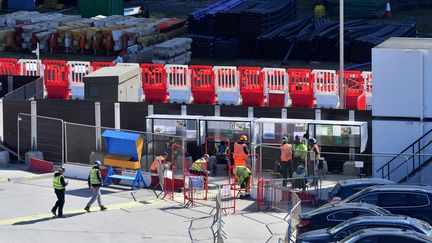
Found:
[386,1,392,18]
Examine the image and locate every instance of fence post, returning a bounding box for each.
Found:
[114,102,120,130]
[31,100,37,150]
[95,102,102,151]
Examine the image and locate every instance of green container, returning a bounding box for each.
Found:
[78,0,124,18]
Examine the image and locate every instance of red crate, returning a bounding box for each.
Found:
[141,64,168,103]
[239,67,264,106]
[91,61,114,71]
[190,65,216,105]
[288,68,314,108]
[0,58,19,75]
[43,60,70,99]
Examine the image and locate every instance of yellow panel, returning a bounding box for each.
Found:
[135,136,144,162]
[104,154,140,169]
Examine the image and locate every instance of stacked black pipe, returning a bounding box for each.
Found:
[214,1,260,36]
[191,35,215,57]
[214,38,239,58]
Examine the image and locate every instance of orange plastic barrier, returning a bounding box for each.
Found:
[91,61,114,71]
[239,67,264,106]
[43,60,70,99]
[338,70,365,110]
[141,64,168,103]
[190,65,216,105]
[0,58,19,75]
[288,68,314,108]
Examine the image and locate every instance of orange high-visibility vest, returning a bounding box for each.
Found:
[150,156,165,173]
[233,142,247,166]
[280,143,292,162]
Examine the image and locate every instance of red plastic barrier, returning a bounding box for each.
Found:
[156,18,186,33]
[0,58,19,75]
[338,70,364,110]
[190,65,216,104]
[239,67,264,106]
[141,64,168,103]
[28,158,53,173]
[288,68,314,108]
[91,61,114,71]
[264,68,287,107]
[43,60,70,99]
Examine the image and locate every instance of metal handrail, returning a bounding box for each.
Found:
[376,128,432,180]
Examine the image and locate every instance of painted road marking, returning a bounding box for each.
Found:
[0,196,183,226]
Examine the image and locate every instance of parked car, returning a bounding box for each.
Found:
[296,215,432,243]
[343,184,432,224]
[298,202,392,234]
[328,178,394,201]
[339,228,432,243]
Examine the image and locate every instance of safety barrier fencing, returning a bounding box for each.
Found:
[1,57,373,110]
[4,76,44,101]
[281,191,301,243]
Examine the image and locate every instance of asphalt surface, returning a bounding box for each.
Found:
[0,174,289,243]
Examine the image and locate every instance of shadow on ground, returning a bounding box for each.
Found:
[12,212,86,225]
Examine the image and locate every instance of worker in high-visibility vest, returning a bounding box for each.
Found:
[233,135,249,167]
[292,135,307,168]
[190,154,209,176]
[84,161,107,212]
[150,152,169,174]
[308,138,320,185]
[51,166,68,217]
[280,136,293,187]
[292,165,306,191]
[214,140,230,175]
[235,166,252,198]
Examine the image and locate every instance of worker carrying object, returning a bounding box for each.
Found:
[292,135,307,168]
[150,152,169,174]
[280,136,293,187]
[235,166,251,198]
[51,166,68,218]
[292,165,306,191]
[233,135,249,167]
[84,161,107,212]
[190,154,209,176]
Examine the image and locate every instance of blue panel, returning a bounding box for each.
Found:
[102,130,142,161]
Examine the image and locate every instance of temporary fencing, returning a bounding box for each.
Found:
[239,67,265,106]
[190,65,216,105]
[43,60,70,99]
[288,68,314,108]
[18,59,43,76]
[264,68,288,107]
[141,63,168,103]
[67,61,91,100]
[312,69,339,108]
[165,64,192,104]
[184,156,209,207]
[214,66,240,105]
[283,191,301,243]
[0,58,19,75]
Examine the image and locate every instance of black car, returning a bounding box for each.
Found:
[339,228,432,243]
[343,184,432,224]
[298,202,392,234]
[296,215,432,243]
[328,178,394,201]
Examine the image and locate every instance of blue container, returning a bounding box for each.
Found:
[7,0,36,10]
[102,130,142,161]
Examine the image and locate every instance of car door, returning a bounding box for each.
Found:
[377,192,430,220]
[350,193,379,205]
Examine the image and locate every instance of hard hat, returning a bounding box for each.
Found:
[282,136,289,142]
[240,135,248,141]
[309,138,317,144]
[58,166,65,172]
[294,135,300,141]
[202,154,210,160]
[162,152,168,157]
[297,165,304,169]
[94,160,101,166]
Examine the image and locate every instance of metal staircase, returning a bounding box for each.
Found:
[376,128,432,183]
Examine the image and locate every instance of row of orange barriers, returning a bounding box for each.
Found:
[0,58,372,110]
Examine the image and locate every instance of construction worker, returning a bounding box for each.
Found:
[214,140,229,175]
[235,166,252,199]
[292,165,306,191]
[51,166,68,218]
[233,135,249,167]
[84,161,107,212]
[150,152,169,174]
[190,154,209,176]
[280,136,293,187]
[308,138,320,185]
[292,135,307,169]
